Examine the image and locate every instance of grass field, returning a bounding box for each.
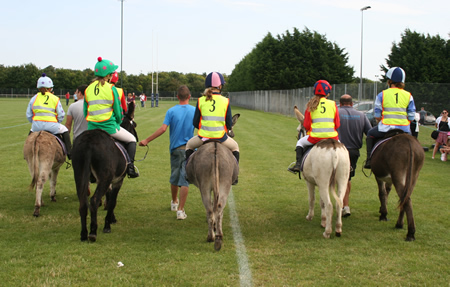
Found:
[0,98,449,286]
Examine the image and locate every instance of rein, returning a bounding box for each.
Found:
[135,144,149,162]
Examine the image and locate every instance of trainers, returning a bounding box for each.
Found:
[342,206,351,217]
[171,201,178,211]
[177,210,187,220]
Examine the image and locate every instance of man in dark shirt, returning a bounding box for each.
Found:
[337,94,372,217]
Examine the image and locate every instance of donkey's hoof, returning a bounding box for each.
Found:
[51,196,56,202]
[335,232,341,237]
[323,232,331,239]
[214,239,223,251]
[405,235,415,242]
[395,223,403,229]
[103,227,111,233]
[88,234,97,242]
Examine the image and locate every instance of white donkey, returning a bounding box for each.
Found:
[293,106,350,238]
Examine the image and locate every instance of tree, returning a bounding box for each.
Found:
[227,27,354,92]
[381,29,449,83]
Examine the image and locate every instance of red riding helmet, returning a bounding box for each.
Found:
[110,72,119,84]
[313,80,332,96]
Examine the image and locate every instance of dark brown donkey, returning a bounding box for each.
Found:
[370,130,424,241]
[185,114,240,251]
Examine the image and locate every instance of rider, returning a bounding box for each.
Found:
[363,67,416,169]
[185,72,240,185]
[26,73,72,160]
[109,71,128,114]
[84,57,139,178]
[288,80,340,175]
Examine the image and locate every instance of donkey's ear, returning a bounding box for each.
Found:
[294,106,304,123]
[232,113,240,127]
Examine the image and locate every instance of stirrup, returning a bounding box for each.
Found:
[287,162,300,174]
[363,160,371,169]
[127,164,140,178]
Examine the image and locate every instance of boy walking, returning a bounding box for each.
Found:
[139,85,195,220]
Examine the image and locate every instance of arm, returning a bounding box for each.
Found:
[111,87,123,124]
[193,100,201,129]
[407,96,416,122]
[374,92,383,120]
[225,104,233,130]
[26,96,36,123]
[334,103,340,129]
[65,115,73,133]
[56,100,65,123]
[303,110,312,132]
[139,124,168,146]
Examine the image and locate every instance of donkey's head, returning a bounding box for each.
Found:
[121,102,138,140]
[294,106,306,140]
[227,113,240,138]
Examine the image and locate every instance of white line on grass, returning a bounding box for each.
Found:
[228,189,253,287]
[0,123,29,129]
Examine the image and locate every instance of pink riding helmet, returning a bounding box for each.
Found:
[205,72,225,88]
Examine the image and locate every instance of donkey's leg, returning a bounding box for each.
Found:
[335,180,347,237]
[200,186,215,242]
[34,172,49,217]
[88,182,108,242]
[377,178,389,221]
[104,180,123,233]
[214,185,230,251]
[318,185,332,239]
[49,167,60,202]
[78,196,89,241]
[305,181,316,221]
[403,198,416,241]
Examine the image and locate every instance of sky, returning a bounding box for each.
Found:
[1,0,449,82]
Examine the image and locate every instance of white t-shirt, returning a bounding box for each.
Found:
[67,99,88,139]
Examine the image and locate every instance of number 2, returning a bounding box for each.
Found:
[43,95,49,105]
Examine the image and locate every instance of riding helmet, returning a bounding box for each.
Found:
[205,72,225,88]
[110,71,119,84]
[313,80,332,96]
[94,57,119,77]
[386,67,406,83]
[37,73,54,89]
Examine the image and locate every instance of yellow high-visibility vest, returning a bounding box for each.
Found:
[381,88,410,126]
[310,98,338,138]
[85,80,114,122]
[198,95,229,139]
[32,92,59,122]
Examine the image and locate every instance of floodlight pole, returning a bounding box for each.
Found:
[359,5,371,102]
[120,0,124,88]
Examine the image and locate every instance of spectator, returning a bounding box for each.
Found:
[439,133,450,161]
[432,109,450,159]
[288,80,340,177]
[26,73,71,159]
[410,112,420,138]
[337,94,371,217]
[140,93,146,108]
[65,92,70,106]
[127,93,135,106]
[65,85,88,140]
[139,85,195,220]
[364,67,416,168]
[419,107,426,125]
[73,90,78,102]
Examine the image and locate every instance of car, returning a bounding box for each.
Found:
[353,101,374,113]
[422,111,436,125]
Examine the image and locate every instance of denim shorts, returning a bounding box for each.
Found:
[170,149,189,187]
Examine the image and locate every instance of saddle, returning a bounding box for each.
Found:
[113,141,131,164]
[370,129,405,157]
[32,131,67,156]
[300,146,313,172]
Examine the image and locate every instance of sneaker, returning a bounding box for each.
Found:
[342,206,351,217]
[177,210,187,220]
[171,201,178,211]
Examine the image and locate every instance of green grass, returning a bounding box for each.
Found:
[0,98,449,286]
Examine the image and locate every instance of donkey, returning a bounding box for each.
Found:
[293,106,350,238]
[72,102,137,242]
[23,131,66,217]
[370,130,424,241]
[185,114,240,251]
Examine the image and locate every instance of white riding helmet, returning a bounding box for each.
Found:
[37,73,54,88]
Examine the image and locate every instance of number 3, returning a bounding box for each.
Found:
[209,100,216,112]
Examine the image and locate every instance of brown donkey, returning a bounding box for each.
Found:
[23,131,66,217]
[370,130,424,241]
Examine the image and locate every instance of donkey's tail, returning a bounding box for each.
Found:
[399,139,414,210]
[213,142,220,211]
[28,132,41,191]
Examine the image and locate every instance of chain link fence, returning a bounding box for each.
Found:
[230,83,450,118]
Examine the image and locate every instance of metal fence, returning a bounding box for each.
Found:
[229,83,450,117]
